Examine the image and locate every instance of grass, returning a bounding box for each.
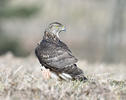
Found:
[0,53,126,100]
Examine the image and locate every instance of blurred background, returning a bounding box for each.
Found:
[0,0,126,64]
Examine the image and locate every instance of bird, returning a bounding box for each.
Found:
[35,22,87,82]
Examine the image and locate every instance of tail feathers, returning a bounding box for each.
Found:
[73,74,88,82]
[59,72,87,82]
[62,64,88,82]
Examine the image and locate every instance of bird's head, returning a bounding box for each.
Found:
[45,22,66,38]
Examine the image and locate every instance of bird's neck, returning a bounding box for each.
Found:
[43,31,60,43]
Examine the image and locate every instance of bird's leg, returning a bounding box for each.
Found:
[41,66,51,80]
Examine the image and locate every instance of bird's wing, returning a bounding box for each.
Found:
[35,41,78,72]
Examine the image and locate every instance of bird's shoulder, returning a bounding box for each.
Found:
[37,39,71,54]
[58,40,72,52]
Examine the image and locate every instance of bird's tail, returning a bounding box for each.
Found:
[63,64,87,82]
[73,74,88,82]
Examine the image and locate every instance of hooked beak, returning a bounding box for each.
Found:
[62,26,66,32]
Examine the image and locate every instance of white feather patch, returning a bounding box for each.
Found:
[50,72,59,79]
[40,66,46,70]
[41,66,59,79]
[59,73,72,80]
[41,66,72,80]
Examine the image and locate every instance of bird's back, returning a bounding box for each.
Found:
[35,22,87,81]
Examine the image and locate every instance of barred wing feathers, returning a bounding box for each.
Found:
[35,40,78,72]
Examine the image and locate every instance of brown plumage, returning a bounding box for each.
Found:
[35,22,87,81]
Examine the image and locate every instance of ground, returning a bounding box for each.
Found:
[0,53,126,100]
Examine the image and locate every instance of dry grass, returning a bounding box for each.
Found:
[0,53,126,100]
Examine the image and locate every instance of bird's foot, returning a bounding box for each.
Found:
[41,68,51,80]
